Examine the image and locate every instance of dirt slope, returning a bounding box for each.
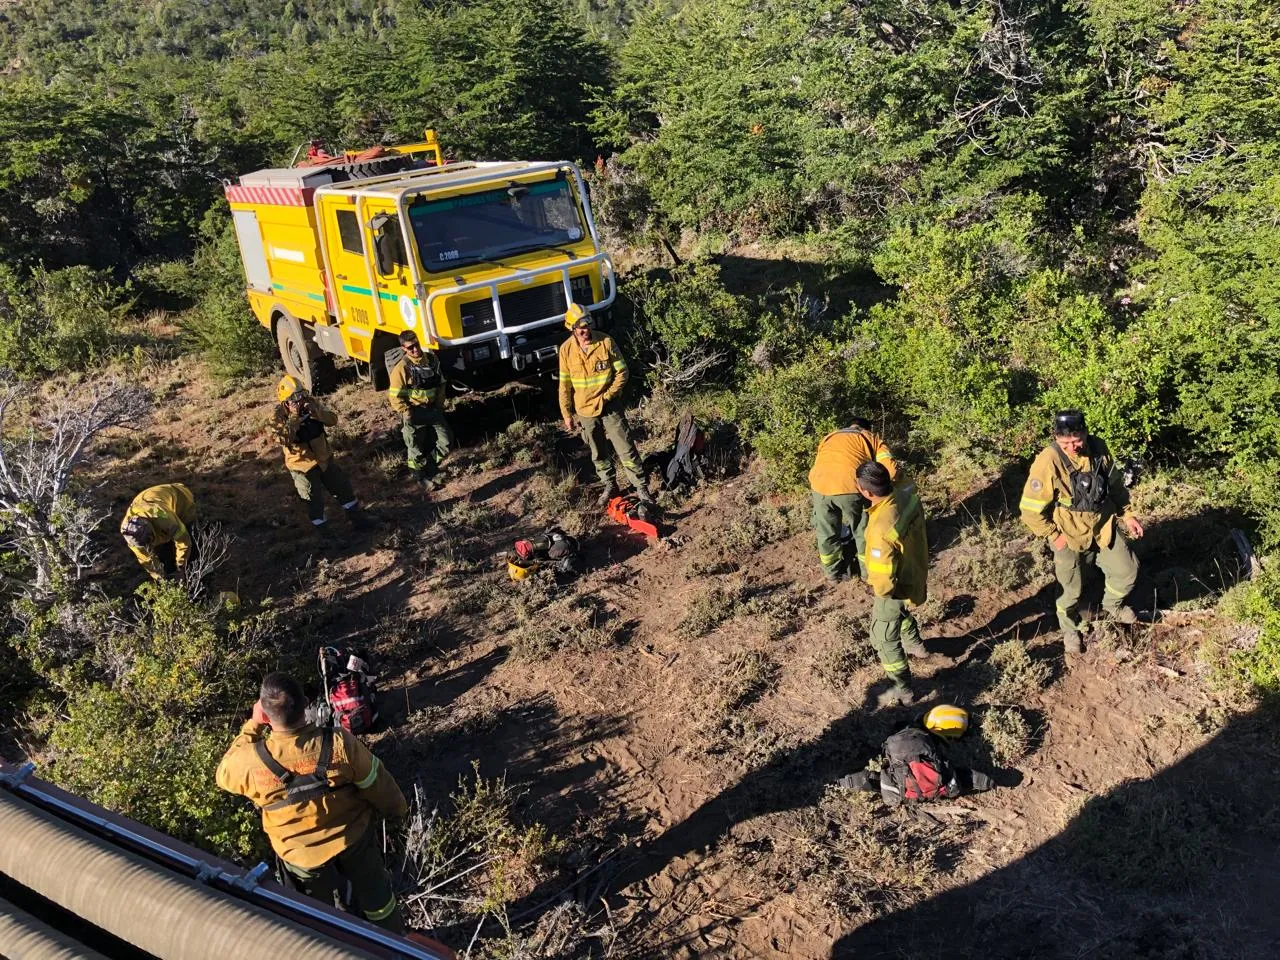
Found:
[91,359,1277,959]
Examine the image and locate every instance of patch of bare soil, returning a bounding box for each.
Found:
[90,361,1279,959]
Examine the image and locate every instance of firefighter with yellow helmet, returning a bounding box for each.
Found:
[271,376,371,532]
[120,483,198,580]
[558,303,653,506]
[808,417,897,583]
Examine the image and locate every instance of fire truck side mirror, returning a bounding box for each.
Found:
[369,214,404,276]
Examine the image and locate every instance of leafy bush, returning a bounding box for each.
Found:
[0,265,132,376]
[40,582,278,858]
[1218,568,1280,693]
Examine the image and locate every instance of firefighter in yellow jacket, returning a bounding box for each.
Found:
[558,304,653,506]
[120,483,198,580]
[858,461,930,706]
[808,418,897,583]
[1019,410,1142,653]
[271,376,370,532]
[216,672,409,931]
[388,330,454,490]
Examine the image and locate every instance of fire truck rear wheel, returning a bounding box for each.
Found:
[276,315,336,395]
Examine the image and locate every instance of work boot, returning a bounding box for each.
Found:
[878,679,915,708]
[823,570,849,586]
[1062,627,1083,655]
[597,483,620,507]
[1110,606,1139,625]
[345,505,375,531]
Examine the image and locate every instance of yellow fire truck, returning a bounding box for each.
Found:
[224,132,616,391]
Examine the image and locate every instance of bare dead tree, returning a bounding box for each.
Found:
[181,521,233,602]
[0,374,151,605]
[649,342,729,393]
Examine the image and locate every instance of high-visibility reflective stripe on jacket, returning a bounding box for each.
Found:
[215,719,408,870]
[121,483,197,578]
[1019,437,1129,552]
[388,354,445,415]
[864,477,928,605]
[558,333,627,419]
[808,427,897,496]
[270,398,337,473]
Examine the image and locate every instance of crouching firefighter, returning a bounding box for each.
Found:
[1019,409,1143,655]
[389,330,454,491]
[216,672,409,932]
[808,418,897,583]
[120,482,198,581]
[858,462,931,706]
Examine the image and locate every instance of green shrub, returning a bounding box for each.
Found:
[0,265,132,376]
[1218,568,1280,693]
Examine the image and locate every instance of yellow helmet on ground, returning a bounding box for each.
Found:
[563,302,589,330]
[924,704,969,739]
[277,375,304,403]
[508,559,540,581]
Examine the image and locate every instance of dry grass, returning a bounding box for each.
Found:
[676,582,743,639]
[980,706,1032,765]
[812,613,877,689]
[949,514,1051,595]
[981,638,1052,704]
[509,593,617,661]
[722,499,807,558]
[742,584,815,640]
[714,649,780,712]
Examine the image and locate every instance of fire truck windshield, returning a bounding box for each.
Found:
[409,178,586,273]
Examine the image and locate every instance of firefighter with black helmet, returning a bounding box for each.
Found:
[388,330,454,490]
[1019,410,1143,654]
[120,483,198,580]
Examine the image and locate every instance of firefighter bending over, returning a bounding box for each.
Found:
[272,376,371,533]
[859,462,931,706]
[216,672,409,932]
[558,304,654,506]
[808,418,897,583]
[120,483,197,580]
[389,330,454,491]
[1019,409,1143,654]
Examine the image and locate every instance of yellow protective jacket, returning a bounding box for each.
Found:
[270,397,337,473]
[1019,437,1129,552]
[121,483,197,579]
[864,477,928,605]
[808,426,897,496]
[215,719,408,870]
[388,353,445,415]
[558,333,627,419]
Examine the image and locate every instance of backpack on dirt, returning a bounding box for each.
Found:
[511,527,582,578]
[307,645,379,734]
[879,727,960,807]
[662,410,707,490]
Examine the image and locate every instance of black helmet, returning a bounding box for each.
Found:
[1053,410,1086,436]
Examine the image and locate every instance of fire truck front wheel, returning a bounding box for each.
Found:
[275,314,336,395]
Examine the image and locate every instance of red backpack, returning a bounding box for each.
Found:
[311,646,379,734]
[880,728,960,806]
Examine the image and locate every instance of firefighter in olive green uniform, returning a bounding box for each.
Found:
[216,673,408,931]
[388,330,454,490]
[1019,410,1143,653]
[120,483,198,580]
[808,419,897,583]
[271,376,369,531]
[558,303,653,506]
[859,461,929,706]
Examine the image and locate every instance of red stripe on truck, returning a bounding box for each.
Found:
[224,185,316,207]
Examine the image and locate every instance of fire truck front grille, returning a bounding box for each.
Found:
[459,283,570,337]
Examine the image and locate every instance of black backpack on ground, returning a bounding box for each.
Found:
[663,410,707,490]
[879,728,961,807]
